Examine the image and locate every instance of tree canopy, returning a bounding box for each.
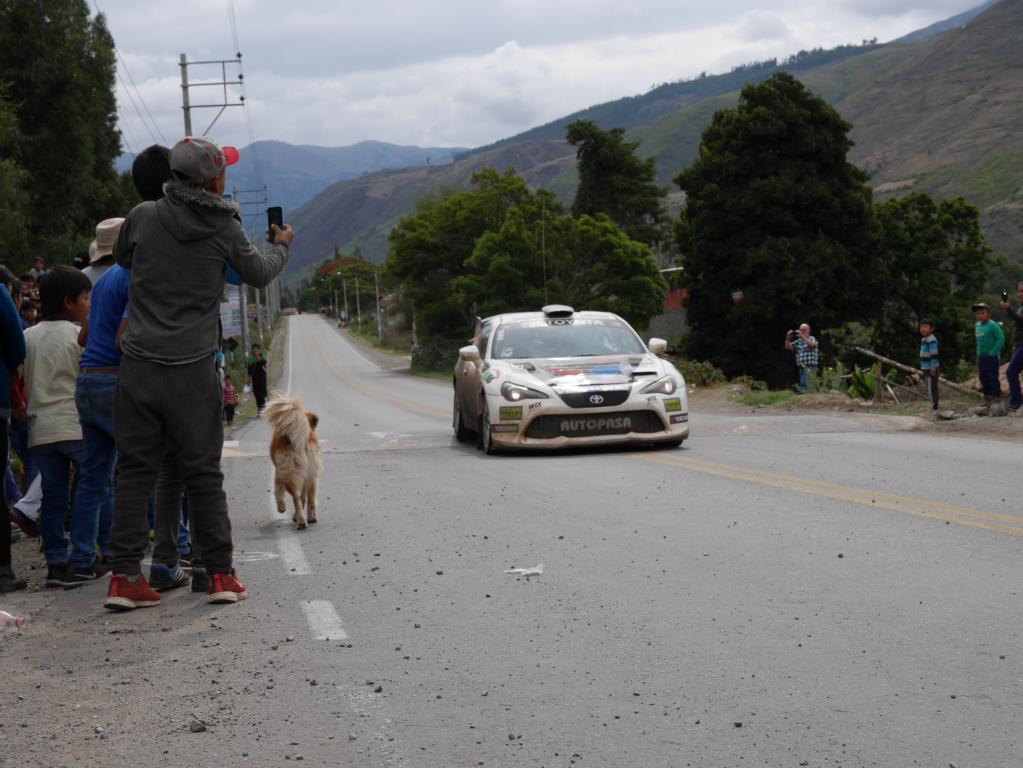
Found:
[873,193,992,365]
[675,72,881,384]
[0,1,132,266]
[385,167,666,339]
[567,120,665,246]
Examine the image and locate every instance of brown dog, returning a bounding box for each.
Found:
[262,392,323,529]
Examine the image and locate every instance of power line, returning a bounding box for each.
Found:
[227,0,265,192]
[93,0,168,146]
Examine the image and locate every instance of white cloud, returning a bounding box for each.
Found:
[97,0,985,152]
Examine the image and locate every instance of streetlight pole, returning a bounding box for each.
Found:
[374,269,383,342]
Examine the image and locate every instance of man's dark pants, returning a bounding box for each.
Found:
[977,355,1002,399]
[1007,344,1023,410]
[111,355,231,576]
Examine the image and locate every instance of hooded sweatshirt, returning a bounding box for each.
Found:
[114,181,288,365]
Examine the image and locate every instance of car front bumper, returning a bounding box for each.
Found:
[486,394,689,450]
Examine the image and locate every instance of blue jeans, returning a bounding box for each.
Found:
[798,366,813,393]
[10,417,37,490]
[4,466,19,504]
[75,372,118,559]
[1006,345,1023,410]
[978,355,1002,399]
[34,440,92,567]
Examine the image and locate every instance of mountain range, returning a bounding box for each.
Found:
[116,139,466,217]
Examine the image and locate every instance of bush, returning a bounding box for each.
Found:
[676,358,726,387]
[411,336,465,372]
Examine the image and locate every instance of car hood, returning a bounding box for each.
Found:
[488,354,666,389]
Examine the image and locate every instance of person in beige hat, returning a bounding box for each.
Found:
[82,218,125,286]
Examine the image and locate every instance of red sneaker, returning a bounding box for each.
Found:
[208,569,248,604]
[104,574,161,611]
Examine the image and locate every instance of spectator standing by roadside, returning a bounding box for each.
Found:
[972,302,1004,403]
[0,270,26,592]
[223,374,238,425]
[74,218,129,585]
[1000,283,1023,414]
[81,218,124,285]
[104,137,292,611]
[246,343,268,412]
[28,257,45,282]
[784,323,819,393]
[24,266,100,588]
[919,319,940,413]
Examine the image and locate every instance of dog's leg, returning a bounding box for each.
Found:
[305,476,318,524]
[290,485,306,530]
[274,475,287,514]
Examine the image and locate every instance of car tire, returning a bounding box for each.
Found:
[453,391,475,443]
[477,401,496,455]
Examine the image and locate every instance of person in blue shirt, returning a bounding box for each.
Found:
[919,319,939,412]
[73,250,130,580]
[0,267,27,592]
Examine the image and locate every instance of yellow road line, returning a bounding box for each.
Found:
[308,324,449,419]
[635,452,1023,538]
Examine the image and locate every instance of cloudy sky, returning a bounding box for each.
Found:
[96,0,984,152]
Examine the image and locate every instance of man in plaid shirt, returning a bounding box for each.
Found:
[785,323,819,392]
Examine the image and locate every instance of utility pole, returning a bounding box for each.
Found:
[233,185,249,358]
[178,52,245,136]
[355,277,361,329]
[255,287,265,345]
[374,269,383,342]
[343,279,349,323]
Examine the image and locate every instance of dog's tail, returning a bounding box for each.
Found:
[261,391,310,446]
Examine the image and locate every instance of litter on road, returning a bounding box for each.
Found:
[0,610,25,630]
[505,564,544,576]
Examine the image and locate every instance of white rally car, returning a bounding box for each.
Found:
[452,305,689,454]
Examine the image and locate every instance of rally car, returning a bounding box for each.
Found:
[452,305,689,454]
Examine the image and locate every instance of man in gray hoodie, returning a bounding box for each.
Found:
[104,137,293,611]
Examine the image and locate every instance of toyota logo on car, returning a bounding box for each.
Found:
[589,394,604,405]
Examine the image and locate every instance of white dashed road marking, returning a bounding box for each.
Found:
[301,600,349,640]
[275,534,312,575]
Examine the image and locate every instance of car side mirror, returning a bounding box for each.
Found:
[648,338,667,355]
[459,344,481,362]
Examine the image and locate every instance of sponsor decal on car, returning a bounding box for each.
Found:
[670,413,688,424]
[482,371,495,384]
[499,406,523,421]
[560,416,633,434]
[528,401,543,410]
[492,424,519,433]
[663,397,682,412]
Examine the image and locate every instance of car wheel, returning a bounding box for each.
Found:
[477,400,496,455]
[453,391,474,442]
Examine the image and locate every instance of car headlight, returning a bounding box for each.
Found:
[501,381,549,402]
[640,375,678,395]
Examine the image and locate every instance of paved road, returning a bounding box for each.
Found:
[5,314,1023,768]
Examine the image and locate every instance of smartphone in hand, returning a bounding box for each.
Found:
[267,206,284,243]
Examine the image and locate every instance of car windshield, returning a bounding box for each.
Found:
[490,318,646,360]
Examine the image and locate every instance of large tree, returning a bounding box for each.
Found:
[0,1,130,264]
[567,120,664,246]
[874,193,991,365]
[675,72,880,384]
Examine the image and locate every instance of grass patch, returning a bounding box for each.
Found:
[734,390,800,407]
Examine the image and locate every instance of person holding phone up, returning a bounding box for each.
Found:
[785,323,819,393]
[1000,282,1023,414]
[105,137,294,611]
